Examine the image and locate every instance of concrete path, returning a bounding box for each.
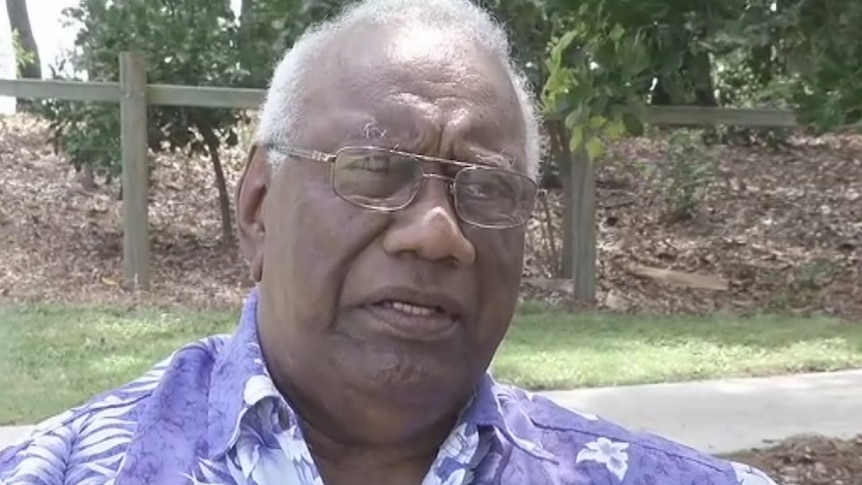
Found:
[0,426,33,449]
[542,369,862,454]
[2,370,861,454]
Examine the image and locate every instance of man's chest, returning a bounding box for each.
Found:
[53,438,736,485]
[90,423,488,485]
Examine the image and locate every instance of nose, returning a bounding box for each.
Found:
[382,181,476,266]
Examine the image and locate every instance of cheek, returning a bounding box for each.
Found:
[262,181,386,322]
[472,229,525,283]
[471,230,525,339]
[287,201,342,274]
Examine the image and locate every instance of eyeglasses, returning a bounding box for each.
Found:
[264,144,538,230]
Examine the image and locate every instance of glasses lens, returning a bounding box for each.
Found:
[455,167,537,228]
[333,148,422,209]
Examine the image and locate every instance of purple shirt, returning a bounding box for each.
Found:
[0,290,777,484]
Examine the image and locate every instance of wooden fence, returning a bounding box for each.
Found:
[0,52,799,297]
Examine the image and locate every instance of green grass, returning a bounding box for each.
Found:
[1,302,861,425]
[497,302,862,389]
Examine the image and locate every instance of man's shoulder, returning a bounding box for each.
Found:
[0,334,230,484]
[494,384,777,484]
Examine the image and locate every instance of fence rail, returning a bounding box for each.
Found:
[0,52,802,298]
[0,77,799,124]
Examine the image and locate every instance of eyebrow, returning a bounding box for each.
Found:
[473,151,515,170]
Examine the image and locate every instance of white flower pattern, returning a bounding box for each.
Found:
[575,437,630,481]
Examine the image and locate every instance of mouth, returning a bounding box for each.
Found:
[372,300,451,317]
[358,288,464,342]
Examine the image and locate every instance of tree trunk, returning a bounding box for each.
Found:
[690,50,717,107]
[240,0,252,20]
[546,119,574,279]
[201,129,234,246]
[78,164,97,191]
[5,0,41,109]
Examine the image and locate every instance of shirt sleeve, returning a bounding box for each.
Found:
[0,425,72,485]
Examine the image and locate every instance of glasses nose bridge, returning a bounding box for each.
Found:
[421,171,456,196]
[395,169,459,228]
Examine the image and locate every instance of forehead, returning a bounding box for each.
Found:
[297,23,526,168]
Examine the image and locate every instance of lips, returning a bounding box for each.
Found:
[358,287,465,341]
[362,286,465,319]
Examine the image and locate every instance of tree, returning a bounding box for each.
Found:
[39,0,248,244]
[237,0,355,88]
[540,1,652,301]
[772,0,862,131]
[37,0,360,245]
[6,0,41,109]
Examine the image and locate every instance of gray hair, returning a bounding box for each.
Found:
[256,0,541,179]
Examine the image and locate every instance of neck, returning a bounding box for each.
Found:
[304,410,454,482]
[288,385,462,485]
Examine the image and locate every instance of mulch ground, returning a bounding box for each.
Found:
[723,434,862,484]
[1,114,860,481]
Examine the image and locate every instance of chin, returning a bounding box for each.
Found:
[341,340,478,406]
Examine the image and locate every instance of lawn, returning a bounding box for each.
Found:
[1,302,861,425]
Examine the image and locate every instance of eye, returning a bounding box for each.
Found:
[352,154,392,173]
[472,175,517,199]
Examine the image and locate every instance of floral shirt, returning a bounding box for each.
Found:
[0,289,778,485]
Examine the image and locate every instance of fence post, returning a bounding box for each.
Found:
[570,147,596,304]
[119,51,150,290]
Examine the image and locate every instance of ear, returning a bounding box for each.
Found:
[235,144,269,282]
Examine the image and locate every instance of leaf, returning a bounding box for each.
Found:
[101,277,120,287]
[609,24,625,43]
[589,115,608,130]
[550,29,578,65]
[621,110,645,137]
[569,125,585,151]
[604,116,627,139]
[564,110,580,130]
[585,136,604,160]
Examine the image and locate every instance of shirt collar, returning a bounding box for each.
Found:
[465,375,557,462]
[207,287,555,463]
[207,287,283,459]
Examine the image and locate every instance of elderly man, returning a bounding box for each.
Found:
[0,1,778,484]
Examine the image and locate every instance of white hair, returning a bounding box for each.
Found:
[255,0,541,179]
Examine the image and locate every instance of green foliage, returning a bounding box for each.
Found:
[42,96,122,177]
[237,0,355,88]
[10,31,35,76]
[646,130,715,221]
[779,2,862,132]
[542,2,651,160]
[709,52,794,148]
[592,0,737,106]
[481,0,554,90]
[36,0,247,179]
[703,0,862,133]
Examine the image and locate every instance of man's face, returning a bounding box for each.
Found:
[238,25,530,420]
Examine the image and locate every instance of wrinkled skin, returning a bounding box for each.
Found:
[236,23,529,485]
